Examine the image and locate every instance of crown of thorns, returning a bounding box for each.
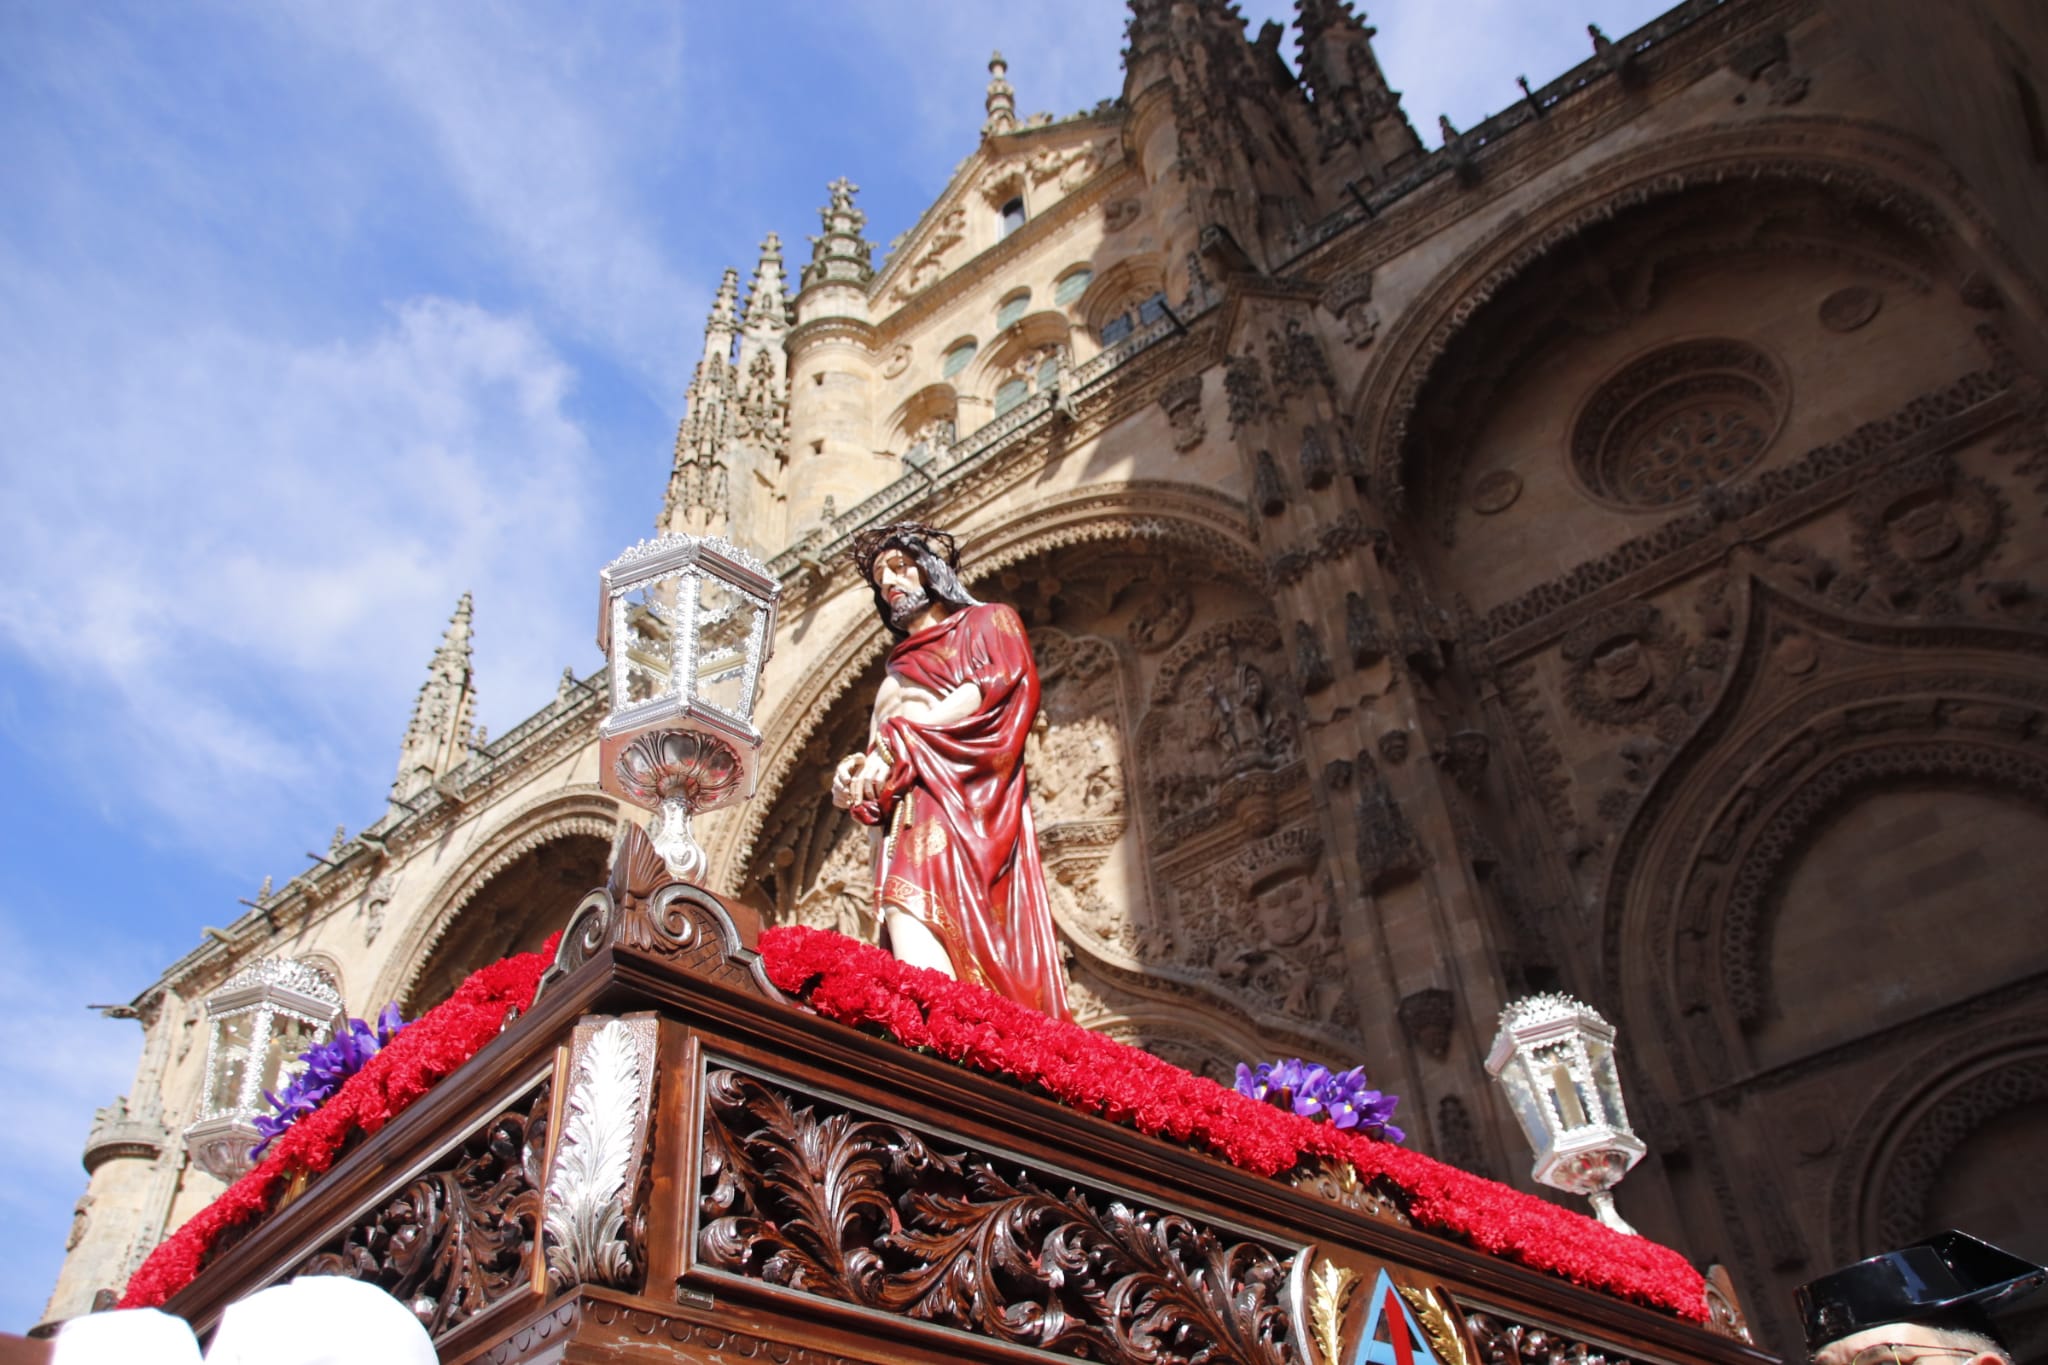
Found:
[851,522,960,583]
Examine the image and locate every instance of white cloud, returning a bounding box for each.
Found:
[0,256,601,865]
[273,0,698,390]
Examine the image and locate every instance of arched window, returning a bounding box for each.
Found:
[996,290,1031,330]
[1054,266,1092,306]
[1099,290,1169,345]
[1000,197,1027,237]
[994,377,1030,416]
[942,338,977,378]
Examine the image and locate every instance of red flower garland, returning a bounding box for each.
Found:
[118,935,559,1310]
[759,925,1708,1323]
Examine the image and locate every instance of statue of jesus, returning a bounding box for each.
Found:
[831,523,1072,1021]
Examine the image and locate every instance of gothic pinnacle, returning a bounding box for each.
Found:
[701,268,740,365]
[741,234,790,338]
[392,592,478,802]
[984,50,1016,135]
[801,178,874,289]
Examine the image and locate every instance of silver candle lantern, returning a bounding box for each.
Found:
[182,959,342,1183]
[1485,991,1646,1234]
[596,534,781,881]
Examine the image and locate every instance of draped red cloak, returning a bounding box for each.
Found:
[851,602,1072,1021]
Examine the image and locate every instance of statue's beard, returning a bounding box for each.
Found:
[888,586,932,628]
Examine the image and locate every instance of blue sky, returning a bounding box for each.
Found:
[0,0,1676,1327]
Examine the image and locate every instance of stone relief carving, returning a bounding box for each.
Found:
[1818,286,1881,333]
[789,819,875,941]
[889,208,966,302]
[1127,584,1193,653]
[1160,373,1205,452]
[1294,621,1335,695]
[1352,751,1425,892]
[1165,828,1350,1028]
[1850,456,2006,594]
[1559,603,1685,729]
[1468,469,1522,515]
[1104,198,1141,233]
[362,873,396,947]
[1267,319,1333,402]
[1323,271,1378,348]
[1140,618,1303,848]
[1398,988,1455,1060]
[1225,347,1273,430]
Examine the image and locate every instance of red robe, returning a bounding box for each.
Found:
[852,603,1072,1021]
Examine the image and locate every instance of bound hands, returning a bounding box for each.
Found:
[830,747,891,810]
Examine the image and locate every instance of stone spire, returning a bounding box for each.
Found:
[800,178,875,291]
[731,235,791,532]
[983,51,1016,136]
[1294,0,1421,179]
[737,234,790,367]
[1118,0,1323,270]
[663,270,742,532]
[392,593,477,804]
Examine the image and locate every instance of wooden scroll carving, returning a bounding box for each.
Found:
[294,1080,550,1339]
[538,823,780,1001]
[1463,1308,1645,1365]
[697,1066,1305,1364]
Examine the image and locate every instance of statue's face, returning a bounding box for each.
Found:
[873,546,933,627]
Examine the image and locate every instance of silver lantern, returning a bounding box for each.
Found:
[182,959,342,1183]
[596,534,781,881]
[1485,991,1646,1234]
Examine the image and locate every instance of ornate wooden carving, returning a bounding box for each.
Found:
[697,1067,1305,1364]
[539,823,780,1001]
[1463,1308,1645,1365]
[295,1081,549,1339]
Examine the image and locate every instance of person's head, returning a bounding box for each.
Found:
[1812,1319,2007,1365]
[851,523,982,636]
[1797,1232,2043,1365]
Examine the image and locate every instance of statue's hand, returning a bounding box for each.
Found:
[854,749,892,803]
[829,752,866,810]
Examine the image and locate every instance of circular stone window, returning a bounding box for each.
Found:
[1570,339,1788,509]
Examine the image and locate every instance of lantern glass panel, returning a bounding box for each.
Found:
[215,1010,256,1113]
[1503,1063,1551,1153]
[693,575,751,720]
[264,1014,321,1095]
[1536,1041,1591,1130]
[1588,1036,1628,1129]
[616,582,677,707]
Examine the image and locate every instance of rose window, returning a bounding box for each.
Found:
[1571,340,1787,509]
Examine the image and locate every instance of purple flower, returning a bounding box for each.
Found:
[251,1005,409,1158]
[1233,1055,1403,1142]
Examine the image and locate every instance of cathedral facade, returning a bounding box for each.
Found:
[48,0,2048,1353]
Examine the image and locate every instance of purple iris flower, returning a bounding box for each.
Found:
[251,1005,409,1158]
[1233,1055,1403,1142]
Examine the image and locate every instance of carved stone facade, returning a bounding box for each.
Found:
[49,1,2048,1356]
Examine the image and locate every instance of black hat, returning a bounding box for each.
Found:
[1795,1231,2047,1352]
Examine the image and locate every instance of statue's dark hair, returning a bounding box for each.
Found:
[850,522,983,636]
